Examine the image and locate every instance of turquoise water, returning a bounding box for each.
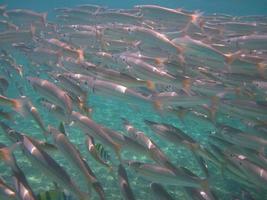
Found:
[0,1,267,200]
[2,0,267,15]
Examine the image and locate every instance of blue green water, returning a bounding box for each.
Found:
[2,0,267,15]
[0,1,267,200]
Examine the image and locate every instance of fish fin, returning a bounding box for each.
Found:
[182,78,192,95]
[207,96,219,123]
[146,80,155,91]
[155,57,167,67]
[175,45,185,55]
[191,11,205,28]
[92,182,105,200]
[200,179,209,191]
[224,50,243,65]
[41,12,48,27]
[12,98,26,116]
[121,118,130,126]
[175,107,189,121]
[256,62,266,78]
[30,24,36,38]
[132,40,141,48]
[39,142,57,151]
[0,142,20,163]
[0,109,13,120]
[3,11,8,18]
[77,49,84,62]
[153,100,163,111]
[56,51,63,66]
[17,66,23,77]
[192,152,209,178]
[58,122,66,135]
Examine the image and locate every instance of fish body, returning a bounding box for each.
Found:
[27,77,72,116]
[20,135,88,200]
[49,126,105,200]
[118,164,136,200]
[150,183,175,200]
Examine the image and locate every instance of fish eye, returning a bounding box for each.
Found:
[84,81,88,85]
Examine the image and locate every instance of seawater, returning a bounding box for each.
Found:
[0,0,267,200]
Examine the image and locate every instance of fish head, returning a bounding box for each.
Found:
[125,160,143,172]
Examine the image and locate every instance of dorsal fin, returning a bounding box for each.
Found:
[58,122,66,135]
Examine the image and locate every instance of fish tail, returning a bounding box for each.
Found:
[153,100,163,111]
[3,11,8,18]
[155,57,167,67]
[171,107,188,122]
[12,98,25,116]
[0,142,20,163]
[8,23,19,31]
[30,24,36,38]
[41,12,48,26]
[224,50,242,65]
[256,62,266,78]
[92,182,105,200]
[146,80,155,91]
[207,96,219,123]
[56,51,63,66]
[191,11,205,28]
[77,49,84,62]
[182,78,192,95]
[17,67,23,77]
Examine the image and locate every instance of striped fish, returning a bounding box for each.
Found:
[37,190,74,200]
[95,143,110,161]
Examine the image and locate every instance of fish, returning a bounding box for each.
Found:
[122,119,177,172]
[135,5,203,28]
[216,124,267,152]
[16,96,48,137]
[0,176,16,200]
[48,126,105,200]
[19,135,89,200]
[65,73,151,104]
[126,160,209,189]
[70,111,122,161]
[0,76,9,94]
[0,3,266,200]
[226,154,267,189]
[0,143,36,200]
[41,38,84,61]
[144,120,211,177]
[86,136,112,171]
[37,189,75,200]
[13,175,37,200]
[150,183,175,200]
[0,122,57,153]
[0,27,36,45]
[0,94,23,113]
[27,77,73,117]
[118,164,136,200]
[0,109,13,120]
[4,9,47,27]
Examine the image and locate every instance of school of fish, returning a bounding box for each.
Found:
[0,3,267,200]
